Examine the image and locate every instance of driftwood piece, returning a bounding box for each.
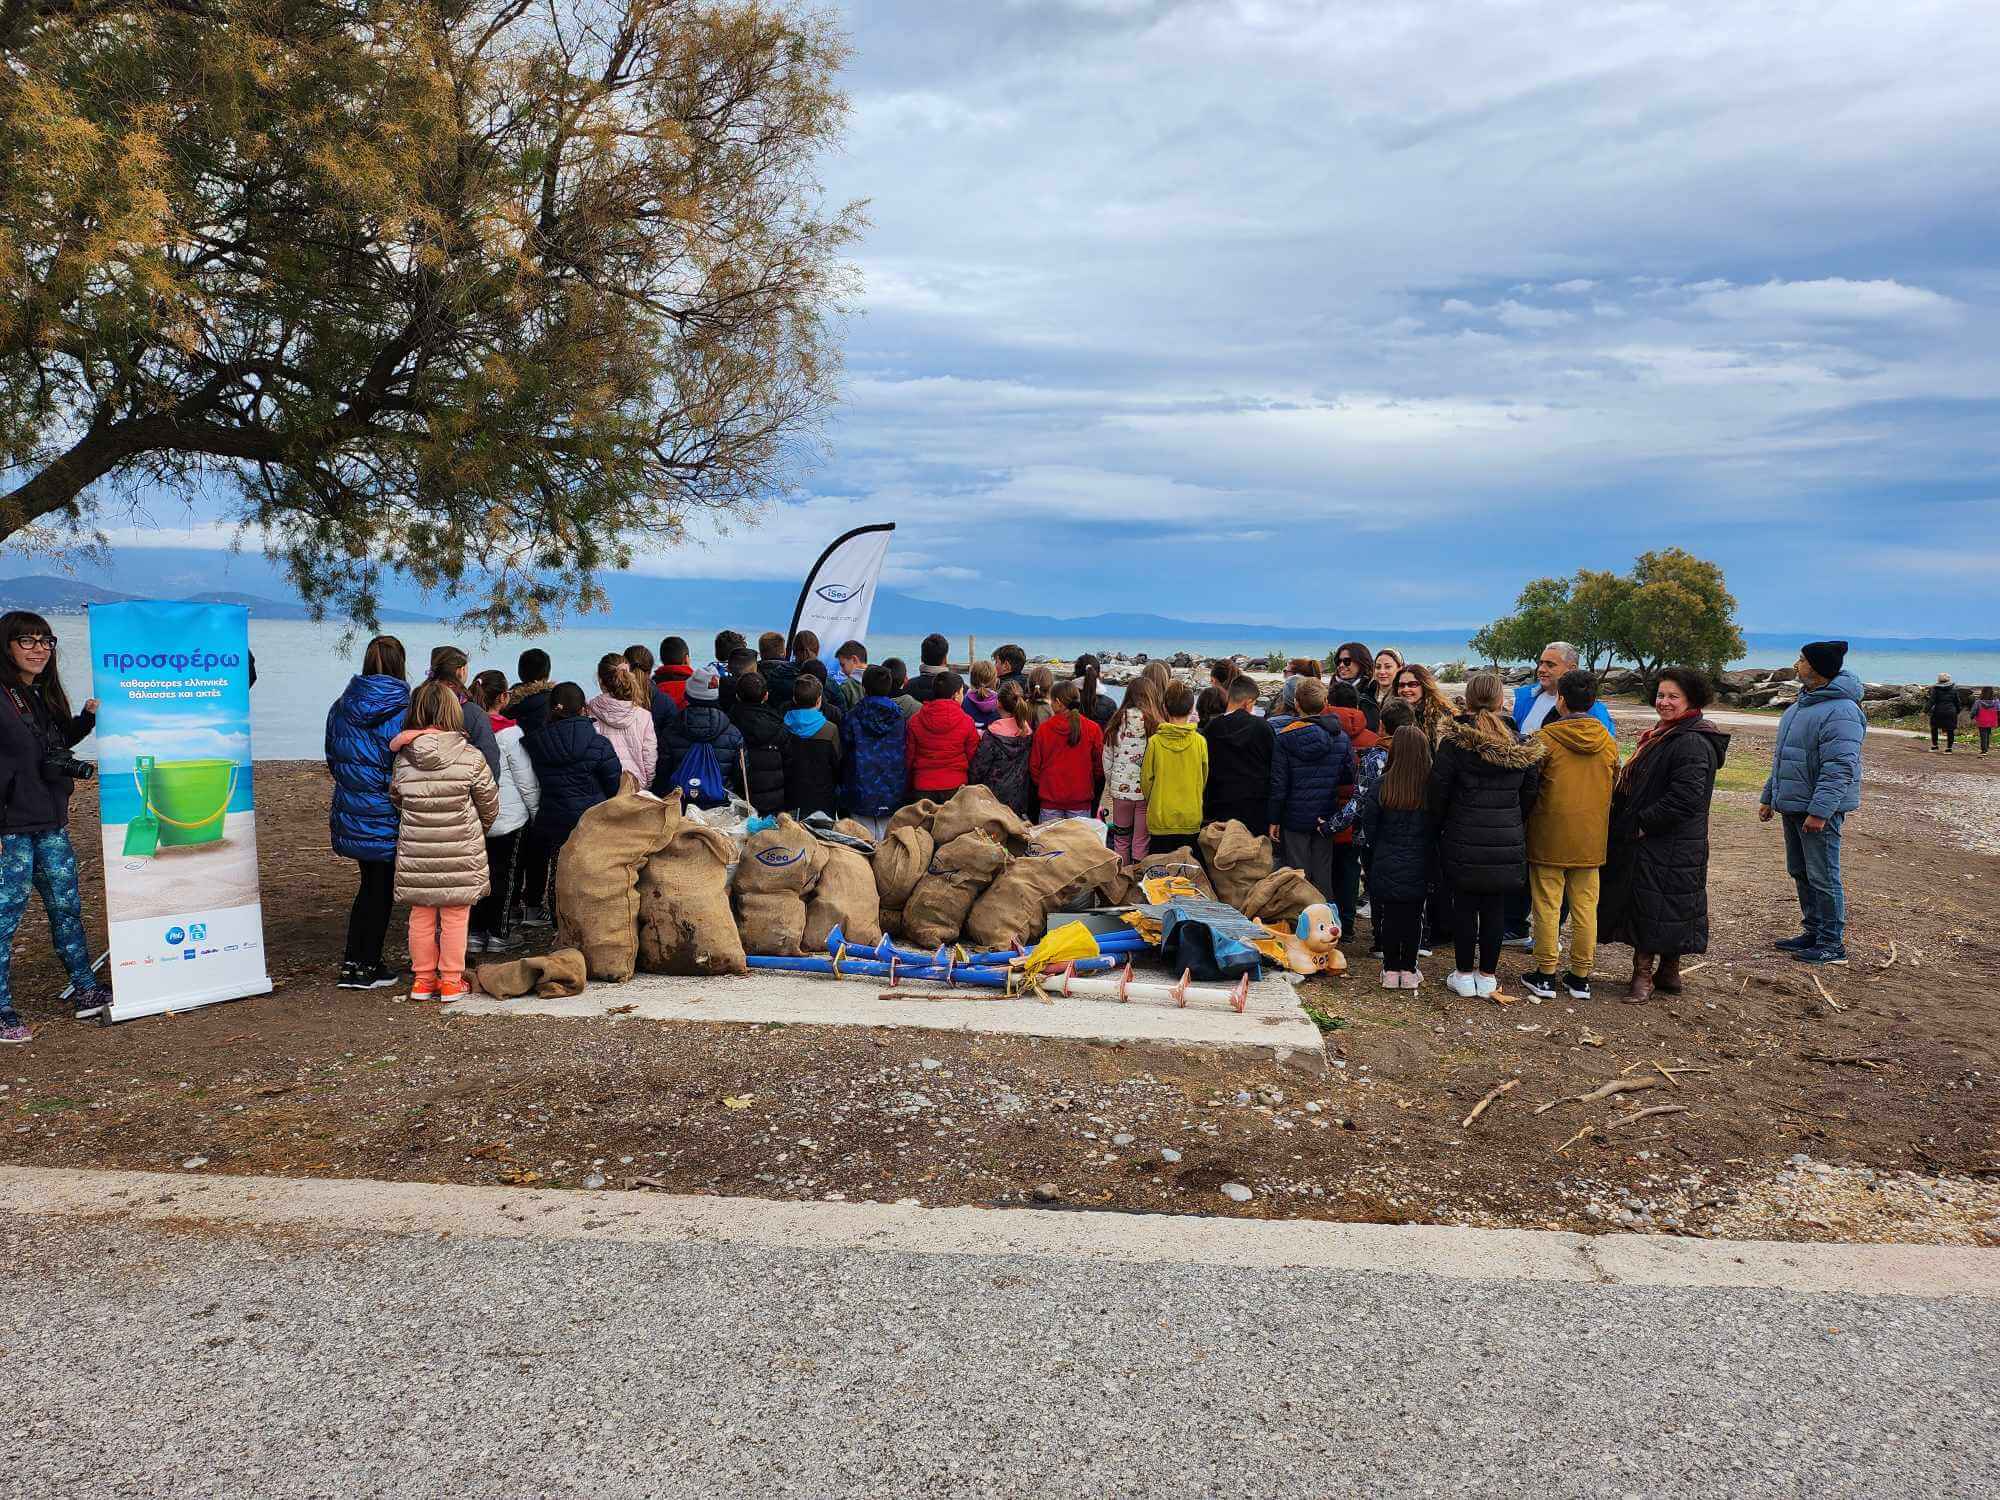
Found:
[1534,1075,1663,1115]
[1809,972,1844,1011]
[1554,1125,1595,1155]
[1461,1079,1519,1129]
[1608,1103,1690,1132]
[1803,1052,1895,1067]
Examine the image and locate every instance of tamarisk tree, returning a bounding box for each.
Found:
[1472,549,1745,679]
[1,0,861,627]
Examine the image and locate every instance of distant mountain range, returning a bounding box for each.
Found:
[4,551,1997,651]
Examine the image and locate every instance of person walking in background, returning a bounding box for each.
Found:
[428,646,500,775]
[968,680,1036,819]
[1359,723,1434,991]
[507,648,555,733]
[586,653,658,788]
[1104,675,1164,861]
[1603,668,1730,999]
[1928,674,1961,752]
[1267,679,1353,909]
[1203,674,1276,833]
[729,672,788,815]
[1520,670,1619,1001]
[780,675,842,820]
[327,634,410,991]
[841,665,909,837]
[1142,681,1209,853]
[1975,687,2000,755]
[522,682,623,921]
[1332,641,1379,731]
[466,671,540,957]
[0,611,111,1039]
[1759,641,1864,965]
[906,672,980,798]
[1427,671,1544,998]
[388,681,499,1002]
[1029,681,1106,822]
[963,660,1003,731]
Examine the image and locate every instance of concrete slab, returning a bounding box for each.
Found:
[445,964,1329,1073]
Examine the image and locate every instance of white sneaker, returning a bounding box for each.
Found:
[1399,970,1421,990]
[1446,971,1480,998]
[1475,973,1499,998]
[1380,969,1400,990]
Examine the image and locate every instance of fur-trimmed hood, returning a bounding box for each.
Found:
[1440,714,1547,770]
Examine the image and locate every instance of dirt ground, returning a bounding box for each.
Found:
[2,721,1995,1245]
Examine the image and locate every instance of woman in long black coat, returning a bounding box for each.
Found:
[1600,667,1731,1002]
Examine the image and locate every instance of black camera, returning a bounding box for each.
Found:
[43,748,95,782]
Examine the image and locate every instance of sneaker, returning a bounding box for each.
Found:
[1417,945,1435,958]
[1474,973,1499,998]
[466,932,488,956]
[1503,928,1533,949]
[1562,971,1593,1000]
[71,984,113,1021]
[1792,944,1849,966]
[438,979,471,1001]
[1356,901,1372,920]
[521,906,552,929]
[482,930,523,954]
[1773,933,1816,953]
[1446,971,1480,998]
[1399,970,1421,990]
[409,976,440,1002]
[0,1010,30,1044]
[339,964,401,991]
[1519,970,1560,1000]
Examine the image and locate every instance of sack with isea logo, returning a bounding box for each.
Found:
[732,814,823,955]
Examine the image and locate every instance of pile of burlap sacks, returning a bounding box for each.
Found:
[543,776,1327,984]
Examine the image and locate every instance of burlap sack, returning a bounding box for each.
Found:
[1241,867,1323,924]
[931,784,1032,847]
[879,904,905,939]
[965,820,1122,949]
[805,842,884,953]
[733,815,820,956]
[475,948,589,999]
[902,832,1011,949]
[873,824,935,910]
[1199,819,1275,910]
[887,799,940,836]
[833,817,878,848]
[554,779,682,981]
[637,824,748,975]
[1101,853,1217,906]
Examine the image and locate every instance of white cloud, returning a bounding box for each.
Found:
[1492,300,1575,330]
[1691,277,1958,324]
[1551,279,1599,294]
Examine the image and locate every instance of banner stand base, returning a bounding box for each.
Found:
[104,977,275,1027]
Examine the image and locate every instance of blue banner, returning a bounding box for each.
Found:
[89,602,271,1021]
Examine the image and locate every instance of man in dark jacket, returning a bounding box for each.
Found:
[656,667,745,800]
[1266,680,1353,912]
[780,675,841,819]
[1201,675,1274,832]
[728,672,788,815]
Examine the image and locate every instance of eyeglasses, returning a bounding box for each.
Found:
[1336,657,1357,668]
[10,634,56,649]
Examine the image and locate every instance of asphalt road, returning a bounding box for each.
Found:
[4,1206,1994,1499]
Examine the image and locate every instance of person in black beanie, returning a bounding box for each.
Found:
[1758,639,1865,964]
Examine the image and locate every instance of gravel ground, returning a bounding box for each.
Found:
[4,1210,1996,1499]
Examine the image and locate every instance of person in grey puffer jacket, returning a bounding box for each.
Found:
[1759,640,1864,964]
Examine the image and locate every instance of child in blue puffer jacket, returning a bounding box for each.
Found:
[327,635,411,990]
[841,665,909,839]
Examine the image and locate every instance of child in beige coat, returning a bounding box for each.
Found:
[391,681,499,1000]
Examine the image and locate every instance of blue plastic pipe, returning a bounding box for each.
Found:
[744,953,1012,987]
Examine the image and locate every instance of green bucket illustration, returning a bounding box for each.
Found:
[122,755,239,857]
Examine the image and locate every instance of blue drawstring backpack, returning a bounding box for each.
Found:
[668,741,727,809]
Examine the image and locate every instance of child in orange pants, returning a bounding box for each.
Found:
[390,681,499,1000]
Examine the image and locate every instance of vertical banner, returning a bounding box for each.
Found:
[88,602,271,1022]
[787,523,895,656]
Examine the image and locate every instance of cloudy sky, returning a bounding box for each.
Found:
[714,0,1995,635]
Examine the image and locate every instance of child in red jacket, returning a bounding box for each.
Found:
[905,672,980,797]
[1029,681,1106,821]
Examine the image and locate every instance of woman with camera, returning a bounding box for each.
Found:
[0,611,111,1042]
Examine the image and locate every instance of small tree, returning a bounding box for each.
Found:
[1566,569,1635,679]
[1470,575,1572,665]
[2,0,861,628]
[1614,548,1745,677]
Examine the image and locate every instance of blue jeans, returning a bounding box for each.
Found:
[1782,811,1846,946]
[0,829,94,1013]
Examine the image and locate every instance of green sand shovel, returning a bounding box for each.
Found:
[121,755,238,857]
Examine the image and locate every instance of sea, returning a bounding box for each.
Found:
[40,614,2000,762]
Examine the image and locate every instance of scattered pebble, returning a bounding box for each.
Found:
[181,1156,208,1170]
[1220,1182,1254,1203]
[1160,1147,1182,1163]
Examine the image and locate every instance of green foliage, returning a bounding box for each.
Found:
[1,0,862,629]
[1265,650,1285,673]
[1302,1004,1345,1034]
[1473,550,1743,678]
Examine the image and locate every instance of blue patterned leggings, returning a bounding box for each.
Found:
[0,830,94,1012]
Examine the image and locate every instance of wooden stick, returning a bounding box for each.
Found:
[1461,1079,1518,1129]
[1809,972,1844,1011]
[1656,1064,1715,1085]
[1575,1076,1662,1104]
[1608,1103,1690,1132]
[1803,1052,1896,1066]
[1554,1124,1594,1155]
[1880,941,1897,970]
[1653,1061,1680,1089]
[1678,961,1710,975]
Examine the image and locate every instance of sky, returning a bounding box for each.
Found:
[85,0,2000,635]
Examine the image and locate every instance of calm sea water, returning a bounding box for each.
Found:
[44,615,2000,762]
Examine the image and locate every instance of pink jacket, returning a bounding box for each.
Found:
[586,693,658,787]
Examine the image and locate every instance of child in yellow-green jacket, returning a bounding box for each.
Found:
[1141,680,1209,853]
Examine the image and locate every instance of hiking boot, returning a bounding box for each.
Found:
[1654,955,1684,994]
[1562,971,1593,1000]
[1773,933,1816,953]
[1792,943,1849,966]
[1519,970,1559,1000]
[1626,951,1655,1003]
[1446,971,1481,998]
[71,985,113,1021]
[0,1010,30,1044]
